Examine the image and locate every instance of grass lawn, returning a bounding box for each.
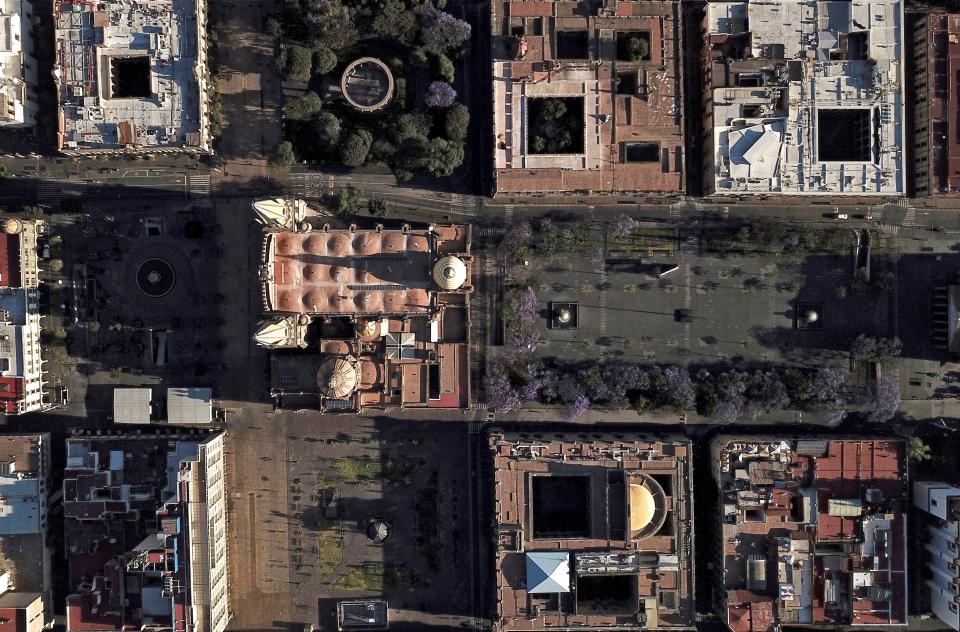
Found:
[335,563,427,591]
[336,563,385,591]
[318,522,343,581]
[331,455,424,484]
[608,227,676,257]
[315,477,342,581]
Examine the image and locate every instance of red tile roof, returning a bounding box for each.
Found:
[0,232,21,289]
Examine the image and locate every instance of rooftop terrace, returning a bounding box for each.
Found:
[491,0,685,196]
[491,431,695,631]
[54,0,210,153]
[712,437,908,632]
[704,0,905,195]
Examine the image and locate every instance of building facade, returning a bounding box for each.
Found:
[911,13,960,196]
[0,434,52,631]
[711,437,908,632]
[64,431,230,632]
[491,0,685,197]
[491,431,695,631]
[0,0,37,128]
[0,218,45,415]
[702,0,905,195]
[913,482,960,631]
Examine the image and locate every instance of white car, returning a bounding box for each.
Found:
[834,213,848,220]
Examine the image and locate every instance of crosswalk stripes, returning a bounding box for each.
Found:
[504,205,514,226]
[286,172,325,198]
[188,174,211,197]
[895,197,909,208]
[477,227,506,238]
[37,182,64,203]
[904,207,916,226]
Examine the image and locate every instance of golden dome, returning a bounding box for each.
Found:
[433,256,467,290]
[316,356,360,399]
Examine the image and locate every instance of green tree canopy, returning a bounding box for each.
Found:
[311,111,341,149]
[270,141,297,167]
[626,36,649,61]
[285,91,323,120]
[444,103,469,141]
[304,0,358,49]
[435,53,455,83]
[340,129,373,167]
[372,0,418,45]
[284,45,314,82]
[389,112,433,143]
[337,184,363,214]
[312,45,338,75]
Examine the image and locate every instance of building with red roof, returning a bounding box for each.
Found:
[912,13,960,196]
[0,218,45,415]
[64,430,230,632]
[491,431,695,631]
[253,201,473,413]
[711,437,908,632]
[0,435,51,632]
[490,0,686,197]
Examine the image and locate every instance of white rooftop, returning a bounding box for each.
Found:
[707,0,905,195]
[113,387,152,424]
[166,387,212,425]
[0,0,33,127]
[526,551,570,594]
[54,0,210,152]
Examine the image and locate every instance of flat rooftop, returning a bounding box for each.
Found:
[704,0,905,195]
[63,431,219,631]
[915,13,960,195]
[0,0,32,127]
[712,437,908,632]
[491,0,684,195]
[491,431,695,631]
[54,0,210,153]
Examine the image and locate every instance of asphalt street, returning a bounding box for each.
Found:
[3,155,960,231]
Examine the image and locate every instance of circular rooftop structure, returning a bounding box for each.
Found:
[317,355,360,399]
[365,518,391,544]
[433,255,467,291]
[341,58,395,112]
[136,258,177,298]
[628,472,668,540]
[3,219,22,235]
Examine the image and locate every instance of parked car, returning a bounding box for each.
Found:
[834,213,849,220]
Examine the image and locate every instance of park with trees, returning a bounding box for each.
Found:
[269,0,472,180]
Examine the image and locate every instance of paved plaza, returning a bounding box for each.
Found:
[524,223,895,371]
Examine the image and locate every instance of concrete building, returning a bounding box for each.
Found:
[53,0,211,154]
[711,437,908,632]
[0,0,37,128]
[491,0,685,197]
[702,0,905,195]
[0,590,44,632]
[911,13,960,196]
[0,218,45,415]
[64,430,230,632]
[490,431,695,631]
[913,482,960,631]
[0,435,52,632]
[254,200,473,412]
